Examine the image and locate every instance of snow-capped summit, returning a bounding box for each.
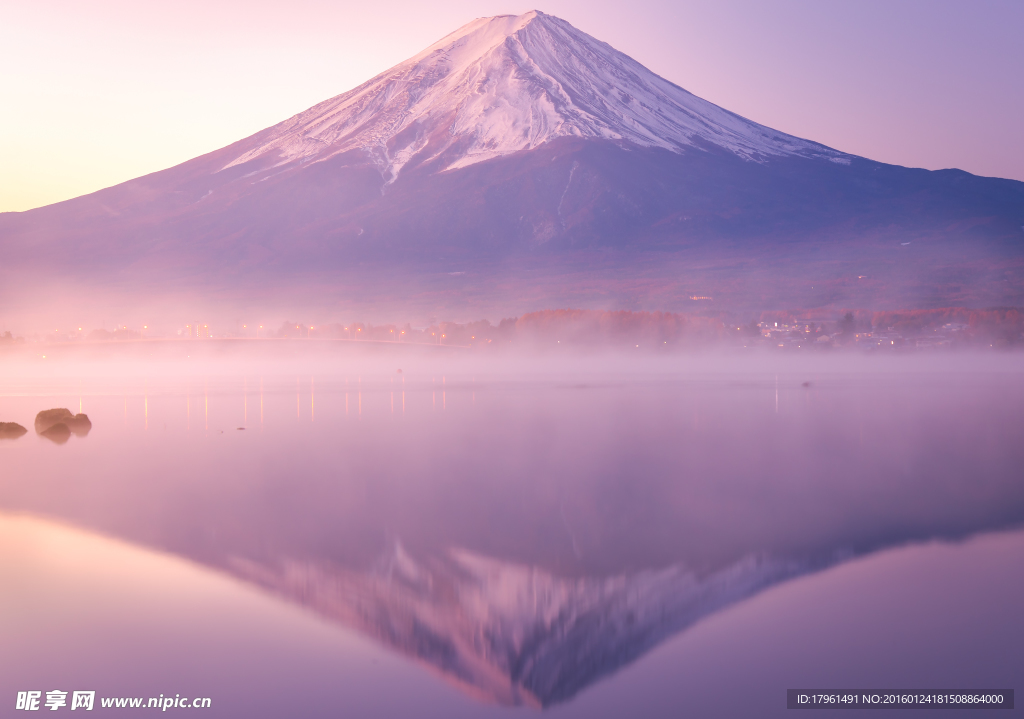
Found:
[225,11,846,183]
[5,11,1020,319]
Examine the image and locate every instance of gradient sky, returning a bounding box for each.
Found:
[2,0,1021,213]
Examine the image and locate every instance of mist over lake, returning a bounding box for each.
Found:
[3,7,1023,714]
[1,348,1020,716]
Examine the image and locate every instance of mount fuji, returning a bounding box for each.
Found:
[1,11,1022,325]
[223,11,848,181]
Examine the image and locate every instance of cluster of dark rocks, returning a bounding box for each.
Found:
[0,409,92,444]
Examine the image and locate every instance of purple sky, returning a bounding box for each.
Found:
[2,0,1021,212]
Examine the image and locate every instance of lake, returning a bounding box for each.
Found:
[1,346,1021,716]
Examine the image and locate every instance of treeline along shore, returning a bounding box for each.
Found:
[2,307,1022,352]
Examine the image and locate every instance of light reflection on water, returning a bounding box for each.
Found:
[0,354,1022,717]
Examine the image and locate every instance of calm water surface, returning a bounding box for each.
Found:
[1,352,1022,717]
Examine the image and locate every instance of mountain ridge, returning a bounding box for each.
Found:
[0,11,1021,326]
[221,11,849,185]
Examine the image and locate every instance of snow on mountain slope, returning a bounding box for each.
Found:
[224,11,848,184]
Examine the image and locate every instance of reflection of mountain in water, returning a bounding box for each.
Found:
[8,372,1022,706]
[230,543,807,706]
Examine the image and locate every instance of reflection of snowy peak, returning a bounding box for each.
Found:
[230,543,806,706]
[225,11,846,183]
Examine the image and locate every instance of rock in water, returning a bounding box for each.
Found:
[0,422,27,439]
[35,408,73,433]
[35,408,92,437]
[39,423,71,444]
[67,413,92,436]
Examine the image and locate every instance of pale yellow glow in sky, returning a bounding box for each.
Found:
[2,0,1021,213]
